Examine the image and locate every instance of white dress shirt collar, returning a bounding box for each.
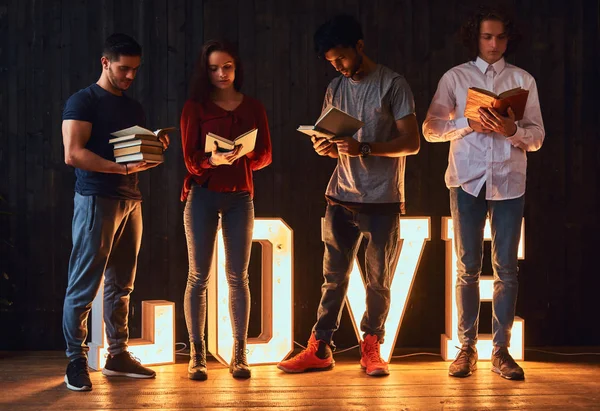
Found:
[475,56,506,75]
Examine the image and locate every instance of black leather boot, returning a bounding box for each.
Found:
[229,339,251,379]
[188,341,207,380]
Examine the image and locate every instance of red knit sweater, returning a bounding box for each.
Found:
[180,96,272,201]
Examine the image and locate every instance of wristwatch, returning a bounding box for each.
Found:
[359,142,371,157]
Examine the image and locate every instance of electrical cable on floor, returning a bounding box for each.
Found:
[175,342,188,356]
[294,340,359,355]
[392,352,441,358]
[334,344,360,354]
[175,341,600,358]
[293,342,447,358]
[525,348,600,356]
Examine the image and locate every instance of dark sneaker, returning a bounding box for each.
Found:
[102,351,156,379]
[277,333,334,373]
[65,357,92,391]
[491,347,524,380]
[360,334,390,376]
[449,345,478,377]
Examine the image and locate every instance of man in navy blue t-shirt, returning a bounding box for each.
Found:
[61,33,170,392]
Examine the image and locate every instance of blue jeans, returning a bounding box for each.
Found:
[183,186,254,343]
[313,204,400,346]
[63,193,142,360]
[449,186,525,348]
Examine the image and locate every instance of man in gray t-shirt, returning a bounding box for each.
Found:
[323,64,415,208]
[277,14,420,377]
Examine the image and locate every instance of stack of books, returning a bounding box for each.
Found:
[109,126,174,163]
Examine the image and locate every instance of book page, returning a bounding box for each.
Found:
[154,127,177,137]
[110,125,155,138]
[313,106,364,137]
[469,87,499,99]
[204,129,256,156]
[498,88,526,99]
[205,132,235,152]
[296,126,335,139]
[233,129,257,157]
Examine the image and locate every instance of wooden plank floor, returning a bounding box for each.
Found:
[1,351,599,410]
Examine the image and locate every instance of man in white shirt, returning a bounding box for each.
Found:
[423,7,544,380]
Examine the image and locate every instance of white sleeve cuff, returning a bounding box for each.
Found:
[455,117,469,130]
[454,117,473,137]
[506,126,530,150]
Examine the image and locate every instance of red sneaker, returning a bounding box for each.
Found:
[277,334,334,373]
[360,334,390,376]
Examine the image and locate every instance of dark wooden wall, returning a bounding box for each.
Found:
[1,0,599,352]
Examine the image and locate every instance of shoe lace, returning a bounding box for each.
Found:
[73,358,90,376]
[125,351,143,365]
[235,346,248,365]
[453,346,473,366]
[364,340,384,364]
[494,349,515,367]
[191,352,206,367]
[289,338,320,363]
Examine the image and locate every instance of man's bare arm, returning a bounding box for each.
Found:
[63,120,159,174]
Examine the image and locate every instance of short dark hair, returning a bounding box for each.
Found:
[314,14,363,58]
[102,33,142,61]
[460,6,521,60]
[188,40,244,103]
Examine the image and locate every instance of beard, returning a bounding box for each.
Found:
[107,67,132,92]
[347,53,363,78]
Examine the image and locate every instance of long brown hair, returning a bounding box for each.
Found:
[188,40,244,102]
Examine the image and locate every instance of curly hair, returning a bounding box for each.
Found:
[188,40,244,103]
[460,6,521,60]
[314,14,363,59]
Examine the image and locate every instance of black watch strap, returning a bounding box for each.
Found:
[359,142,371,157]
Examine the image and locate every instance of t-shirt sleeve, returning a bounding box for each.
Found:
[389,76,416,120]
[62,89,95,122]
[321,78,339,113]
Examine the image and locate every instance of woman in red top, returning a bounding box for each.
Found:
[180,40,272,380]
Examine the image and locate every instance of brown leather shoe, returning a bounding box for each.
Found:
[491,347,524,380]
[449,345,478,377]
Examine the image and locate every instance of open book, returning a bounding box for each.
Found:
[109,126,176,144]
[464,87,529,122]
[297,105,364,139]
[204,128,257,158]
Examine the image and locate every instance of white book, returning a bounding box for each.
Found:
[115,152,164,163]
[109,125,176,144]
[113,139,164,149]
[204,128,257,158]
[297,105,364,139]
